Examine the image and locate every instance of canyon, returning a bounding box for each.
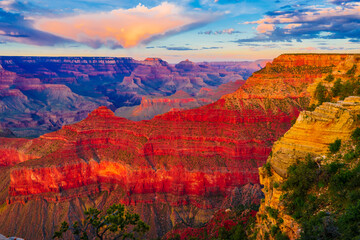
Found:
[0,57,267,138]
[0,54,358,239]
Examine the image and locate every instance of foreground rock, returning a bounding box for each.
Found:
[256,96,360,239]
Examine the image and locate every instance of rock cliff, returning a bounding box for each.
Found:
[256,96,360,239]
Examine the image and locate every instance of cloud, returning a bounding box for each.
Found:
[300,46,317,51]
[330,0,360,5]
[159,46,197,51]
[0,0,53,15]
[198,28,241,35]
[236,1,360,44]
[147,45,223,51]
[0,8,72,46]
[213,0,243,4]
[35,2,217,49]
[201,46,223,49]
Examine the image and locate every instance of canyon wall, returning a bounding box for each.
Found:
[0,54,353,239]
[255,53,360,239]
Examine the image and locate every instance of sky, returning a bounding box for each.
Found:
[0,0,359,62]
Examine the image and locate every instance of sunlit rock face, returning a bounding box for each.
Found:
[256,96,360,240]
[253,54,360,240]
[0,54,349,239]
[0,57,265,138]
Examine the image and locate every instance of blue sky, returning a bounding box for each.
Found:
[0,0,359,62]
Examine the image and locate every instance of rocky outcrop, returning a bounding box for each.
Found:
[256,96,360,239]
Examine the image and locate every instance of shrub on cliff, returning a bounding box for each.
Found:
[351,127,360,143]
[263,162,272,177]
[325,74,335,82]
[330,77,360,100]
[346,64,357,76]
[53,204,149,240]
[314,83,330,105]
[329,139,341,153]
[280,129,360,239]
[331,79,342,97]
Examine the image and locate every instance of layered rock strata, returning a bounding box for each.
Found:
[0,57,263,137]
[0,54,354,239]
[256,96,360,239]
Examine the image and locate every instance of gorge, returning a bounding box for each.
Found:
[0,54,359,239]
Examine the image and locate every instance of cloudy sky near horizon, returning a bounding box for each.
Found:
[0,0,359,62]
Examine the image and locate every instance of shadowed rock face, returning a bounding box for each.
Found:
[0,54,349,239]
[0,57,267,138]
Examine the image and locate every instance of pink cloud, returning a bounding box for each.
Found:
[34,2,214,49]
[256,24,275,34]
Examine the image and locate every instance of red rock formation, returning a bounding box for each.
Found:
[115,80,245,120]
[0,57,263,137]
[0,54,347,239]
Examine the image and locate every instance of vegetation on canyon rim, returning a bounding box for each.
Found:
[279,127,360,239]
[311,64,360,109]
[53,204,149,240]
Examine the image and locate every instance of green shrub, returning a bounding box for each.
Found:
[344,150,357,161]
[53,204,149,240]
[325,74,335,82]
[307,104,317,111]
[264,162,272,177]
[270,225,280,237]
[331,78,342,97]
[266,206,279,220]
[314,83,330,104]
[329,139,341,153]
[325,161,345,175]
[339,81,354,100]
[337,200,360,239]
[300,212,340,240]
[346,64,357,75]
[351,127,360,143]
[275,232,290,240]
[281,140,360,240]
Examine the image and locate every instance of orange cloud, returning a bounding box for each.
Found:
[256,24,275,34]
[35,2,212,48]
